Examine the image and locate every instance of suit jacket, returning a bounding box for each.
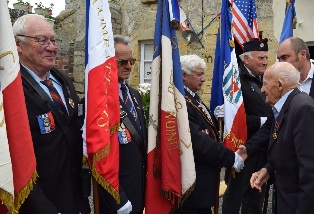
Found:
[246,61,314,157]
[239,63,271,140]
[100,84,148,213]
[19,66,89,214]
[265,88,314,214]
[183,89,235,208]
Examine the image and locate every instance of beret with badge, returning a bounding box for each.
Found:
[243,38,268,53]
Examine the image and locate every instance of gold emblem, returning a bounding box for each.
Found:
[273,133,277,139]
[68,98,75,109]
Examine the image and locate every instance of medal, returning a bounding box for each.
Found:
[68,98,75,109]
[273,133,277,139]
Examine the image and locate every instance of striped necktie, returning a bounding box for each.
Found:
[121,84,141,128]
[41,79,68,117]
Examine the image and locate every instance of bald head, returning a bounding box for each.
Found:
[261,62,300,106]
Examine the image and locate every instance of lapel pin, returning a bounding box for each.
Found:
[68,98,75,109]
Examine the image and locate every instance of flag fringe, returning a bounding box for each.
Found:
[90,135,120,204]
[0,189,13,213]
[2,170,38,214]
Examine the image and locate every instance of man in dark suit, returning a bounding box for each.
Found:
[13,14,89,213]
[239,37,314,160]
[173,54,244,214]
[99,35,147,214]
[222,38,271,214]
[250,62,314,214]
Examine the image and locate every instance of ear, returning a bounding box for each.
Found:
[15,38,23,53]
[299,50,307,61]
[278,79,283,90]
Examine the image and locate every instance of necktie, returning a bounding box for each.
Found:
[121,84,141,128]
[41,79,68,117]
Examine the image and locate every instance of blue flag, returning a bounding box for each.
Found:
[210,0,247,151]
[279,0,296,44]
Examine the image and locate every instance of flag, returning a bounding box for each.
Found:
[231,0,259,47]
[210,0,247,151]
[84,0,120,203]
[145,0,196,213]
[279,0,296,44]
[0,2,37,213]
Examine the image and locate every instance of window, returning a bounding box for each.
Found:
[140,41,154,83]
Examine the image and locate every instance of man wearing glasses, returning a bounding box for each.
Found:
[13,14,90,214]
[98,35,147,214]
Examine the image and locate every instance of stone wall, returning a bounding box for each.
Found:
[10,1,279,103]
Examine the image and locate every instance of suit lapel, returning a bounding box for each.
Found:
[309,66,314,99]
[51,69,74,122]
[268,88,300,151]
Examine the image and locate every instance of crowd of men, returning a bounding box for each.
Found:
[6,13,314,214]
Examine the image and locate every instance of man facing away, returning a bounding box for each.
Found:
[98,35,147,214]
[173,54,244,214]
[250,62,314,214]
[13,14,90,213]
[222,38,271,214]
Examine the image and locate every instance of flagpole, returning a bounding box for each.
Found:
[214,118,224,214]
[93,177,100,214]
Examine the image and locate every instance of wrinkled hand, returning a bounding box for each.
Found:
[250,168,270,192]
[117,200,132,214]
[233,152,244,172]
[214,104,224,118]
[236,145,248,161]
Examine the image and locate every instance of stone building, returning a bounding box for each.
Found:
[10,0,314,104]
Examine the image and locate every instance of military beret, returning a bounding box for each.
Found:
[243,38,268,53]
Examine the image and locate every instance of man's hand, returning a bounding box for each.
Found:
[117,200,132,214]
[214,104,224,118]
[233,152,244,172]
[250,168,270,192]
[236,145,248,161]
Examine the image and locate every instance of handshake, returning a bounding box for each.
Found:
[233,145,248,172]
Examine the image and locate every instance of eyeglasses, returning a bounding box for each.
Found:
[17,35,62,46]
[116,58,136,66]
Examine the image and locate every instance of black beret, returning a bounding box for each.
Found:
[243,38,268,53]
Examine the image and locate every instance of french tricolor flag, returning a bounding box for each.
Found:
[0,2,37,212]
[145,0,195,213]
[84,0,120,205]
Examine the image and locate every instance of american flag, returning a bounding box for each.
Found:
[230,0,259,47]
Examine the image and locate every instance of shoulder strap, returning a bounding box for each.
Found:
[242,75,265,101]
[120,106,146,157]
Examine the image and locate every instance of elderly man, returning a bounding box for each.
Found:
[239,37,314,162]
[98,35,147,214]
[173,54,244,214]
[13,14,89,213]
[250,62,314,214]
[222,38,271,214]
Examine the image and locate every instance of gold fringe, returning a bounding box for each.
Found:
[110,123,120,136]
[91,143,120,204]
[4,170,38,214]
[0,189,14,213]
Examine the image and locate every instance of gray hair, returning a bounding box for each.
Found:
[113,35,131,46]
[180,54,206,75]
[269,62,300,85]
[289,37,310,60]
[239,51,253,62]
[13,14,47,41]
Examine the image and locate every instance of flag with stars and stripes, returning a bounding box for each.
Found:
[230,0,259,47]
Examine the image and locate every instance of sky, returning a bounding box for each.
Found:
[9,0,65,17]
